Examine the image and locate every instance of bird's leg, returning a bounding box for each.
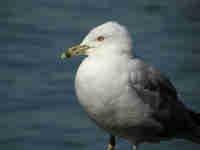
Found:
[132,144,137,150]
[107,135,115,150]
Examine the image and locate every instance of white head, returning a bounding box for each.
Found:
[61,21,133,59]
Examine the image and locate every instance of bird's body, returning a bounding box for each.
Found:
[75,51,198,144]
[75,53,151,141]
[61,21,200,149]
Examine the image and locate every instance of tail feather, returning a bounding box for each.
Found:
[187,110,200,143]
[188,110,200,126]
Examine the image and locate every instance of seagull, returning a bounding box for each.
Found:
[61,21,200,150]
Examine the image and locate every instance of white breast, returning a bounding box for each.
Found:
[75,55,147,128]
[75,56,128,116]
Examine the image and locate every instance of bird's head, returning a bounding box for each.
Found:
[61,21,133,59]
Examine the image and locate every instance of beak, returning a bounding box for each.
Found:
[60,45,90,59]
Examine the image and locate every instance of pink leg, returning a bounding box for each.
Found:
[107,135,115,150]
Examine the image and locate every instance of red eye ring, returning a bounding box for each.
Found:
[97,36,104,42]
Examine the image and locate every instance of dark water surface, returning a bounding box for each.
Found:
[1,0,200,150]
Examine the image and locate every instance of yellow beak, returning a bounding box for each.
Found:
[60,45,90,59]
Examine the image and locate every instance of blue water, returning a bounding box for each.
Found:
[1,0,200,150]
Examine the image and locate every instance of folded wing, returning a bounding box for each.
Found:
[129,58,194,138]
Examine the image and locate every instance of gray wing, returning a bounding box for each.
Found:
[129,58,192,137]
[129,58,178,102]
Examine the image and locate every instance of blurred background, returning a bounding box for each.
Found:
[1,0,200,150]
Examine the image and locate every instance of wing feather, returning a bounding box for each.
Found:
[129,59,192,137]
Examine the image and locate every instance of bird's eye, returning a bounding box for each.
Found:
[97,36,104,42]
